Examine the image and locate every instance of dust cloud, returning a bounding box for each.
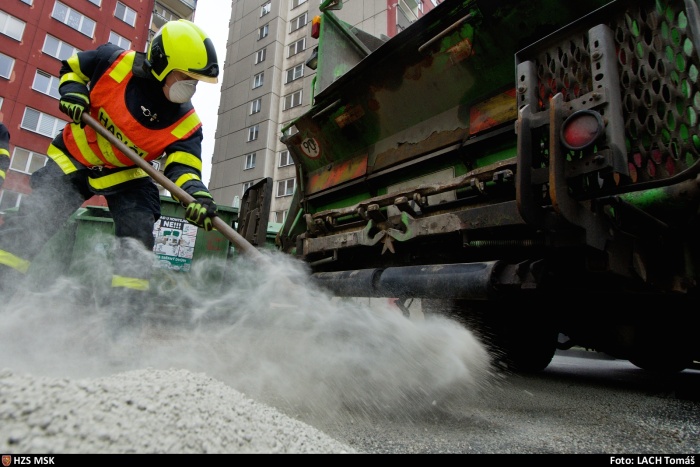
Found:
[0,236,495,425]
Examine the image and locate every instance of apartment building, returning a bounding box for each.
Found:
[209,0,439,224]
[0,0,196,211]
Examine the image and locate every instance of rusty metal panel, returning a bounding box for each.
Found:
[285,0,612,199]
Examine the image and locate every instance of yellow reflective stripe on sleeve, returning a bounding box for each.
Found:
[108,52,134,83]
[69,126,106,167]
[65,55,90,83]
[47,144,79,174]
[174,173,201,188]
[171,112,201,139]
[0,169,5,179]
[111,275,150,291]
[0,148,9,157]
[163,151,203,172]
[0,250,30,274]
[88,167,149,190]
[59,72,89,88]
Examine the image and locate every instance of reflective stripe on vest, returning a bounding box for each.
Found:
[88,167,149,191]
[0,250,30,274]
[67,125,105,166]
[172,113,202,139]
[111,274,150,291]
[108,54,132,83]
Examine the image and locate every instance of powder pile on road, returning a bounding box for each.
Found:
[0,245,494,453]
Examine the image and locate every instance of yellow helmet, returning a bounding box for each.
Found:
[148,19,219,83]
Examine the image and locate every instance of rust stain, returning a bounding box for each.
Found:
[307,153,368,194]
[335,105,366,128]
[469,88,517,135]
[447,37,475,65]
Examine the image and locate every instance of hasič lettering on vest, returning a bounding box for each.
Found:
[98,111,147,159]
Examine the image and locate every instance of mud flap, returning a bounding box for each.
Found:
[236,177,272,248]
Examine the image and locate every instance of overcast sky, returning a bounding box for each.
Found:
[191,1,230,187]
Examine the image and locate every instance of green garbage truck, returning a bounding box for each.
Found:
[276,0,700,372]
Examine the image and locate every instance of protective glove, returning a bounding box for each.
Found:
[185,192,217,231]
[59,92,90,126]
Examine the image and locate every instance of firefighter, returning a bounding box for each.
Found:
[0,121,9,191]
[0,20,219,319]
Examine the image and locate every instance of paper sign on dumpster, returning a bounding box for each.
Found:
[152,215,198,272]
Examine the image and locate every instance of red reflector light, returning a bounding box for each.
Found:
[311,15,321,39]
[560,110,604,150]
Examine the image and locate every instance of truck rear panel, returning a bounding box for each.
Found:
[278,0,700,372]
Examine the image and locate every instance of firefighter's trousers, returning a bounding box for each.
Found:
[0,158,161,300]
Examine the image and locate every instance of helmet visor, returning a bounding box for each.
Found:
[180,70,218,84]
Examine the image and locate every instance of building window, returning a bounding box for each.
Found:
[290,12,308,32]
[32,70,60,99]
[276,178,295,197]
[271,210,287,223]
[0,11,26,41]
[243,181,254,194]
[291,0,308,9]
[261,2,271,17]
[108,31,131,50]
[0,190,22,211]
[88,0,102,6]
[253,72,264,89]
[43,35,80,61]
[258,24,269,40]
[255,48,266,64]
[283,90,303,110]
[250,98,262,114]
[288,38,306,57]
[431,0,439,6]
[153,4,177,24]
[244,152,256,170]
[21,0,34,5]
[285,64,304,84]
[10,147,48,175]
[247,125,259,142]
[0,52,15,80]
[21,108,66,138]
[52,2,96,38]
[114,1,137,27]
[279,150,293,167]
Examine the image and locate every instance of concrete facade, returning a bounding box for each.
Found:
[209,0,436,224]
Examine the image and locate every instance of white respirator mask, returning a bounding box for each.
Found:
[166,77,198,103]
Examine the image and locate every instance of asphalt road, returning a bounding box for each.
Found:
[301,348,700,454]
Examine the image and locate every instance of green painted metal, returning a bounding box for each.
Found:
[282,0,610,218]
[22,197,239,289]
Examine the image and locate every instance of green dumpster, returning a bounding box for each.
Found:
[155,196,237,273]
[25,196,239,290]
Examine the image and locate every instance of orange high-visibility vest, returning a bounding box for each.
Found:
[62,51,201,169]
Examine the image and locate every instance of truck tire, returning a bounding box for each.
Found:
[627,295,697,374]
[499,322,558,373]
[628,327,694,374]
[422,299,558,373]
